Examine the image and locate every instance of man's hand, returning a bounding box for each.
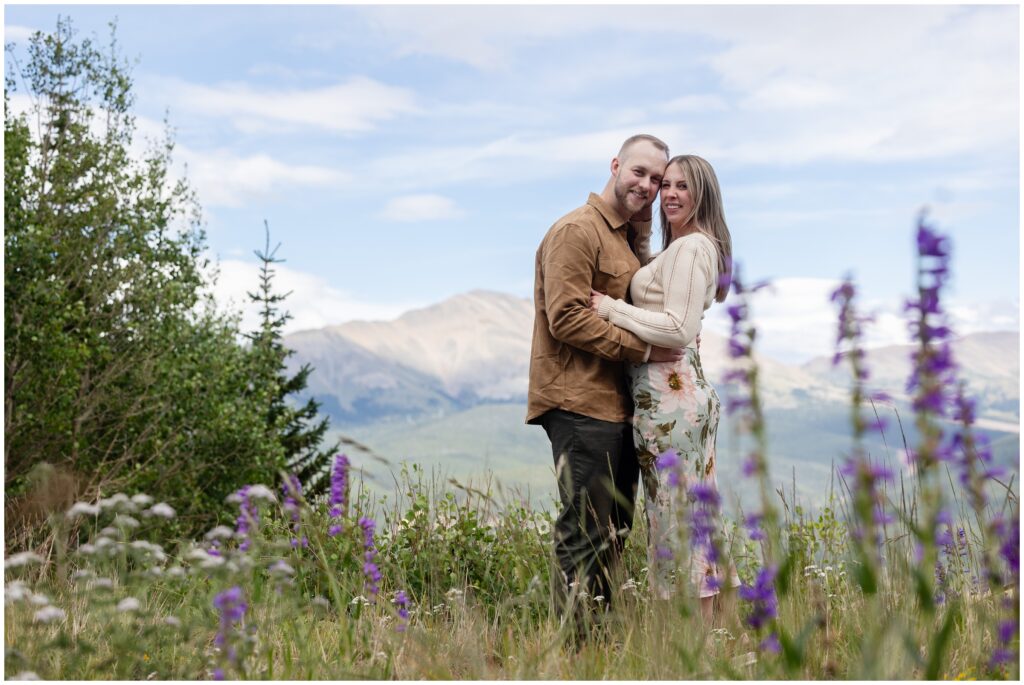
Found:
[649,345,684,363]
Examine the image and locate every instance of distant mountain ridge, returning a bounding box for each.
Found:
[284,290,1019,428]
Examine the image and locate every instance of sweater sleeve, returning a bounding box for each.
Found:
[600,235,716,349]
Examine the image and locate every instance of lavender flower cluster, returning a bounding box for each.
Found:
[212,586,247,679]
[282,473,308,549]
[830,277,895,553]
[328,453,350,537]
[738,566,779,653]
[359,516,382,599]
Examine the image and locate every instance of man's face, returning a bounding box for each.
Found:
[611,141,667,217]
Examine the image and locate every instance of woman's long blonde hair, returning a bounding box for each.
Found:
[659,154,732,302]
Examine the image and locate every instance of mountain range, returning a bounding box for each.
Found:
[284,290,1020,507]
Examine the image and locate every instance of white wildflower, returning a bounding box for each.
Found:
[620,578,639,592]
[29,593,51,606]
[311,596,330,609]
[129,541,166,561]
[445,588,464,600]
[268,560,295,576]
[350,595,370,606]
[33,606,65,623]
[99,526,120,538]
[201,556,226,570]
[167,566,185,578]
[77,543,97,556]
[4,552,44,569]
[145,502,175,519]
[187,548,220,562]
[10,672,40,680]
[164,615,182,627]
[112,514,140,529]
[94,537,116,551]
[245,485,276,502]
[204,526,235,541]
[72,569,93,581]
[99,493,135,511]
[5,581,30,603]
[90,577,115,590]
[131,494,154,507]
[66,501,101,519]
[148,566,164,577]
[117,597,141,612]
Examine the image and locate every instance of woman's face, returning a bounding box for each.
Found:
[660,164,693,229]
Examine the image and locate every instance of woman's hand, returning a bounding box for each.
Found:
[590,289,605,312]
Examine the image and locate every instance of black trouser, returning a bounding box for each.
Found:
[540,409,639,619]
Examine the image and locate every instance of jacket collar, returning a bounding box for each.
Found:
[587,192,629,231]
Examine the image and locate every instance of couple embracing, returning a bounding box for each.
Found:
[526,134,738,637]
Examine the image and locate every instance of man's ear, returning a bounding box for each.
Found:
[610,156,620,176]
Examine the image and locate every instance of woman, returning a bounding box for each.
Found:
[590,154,737,620]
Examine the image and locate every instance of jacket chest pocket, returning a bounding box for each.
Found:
[595,256,633,298]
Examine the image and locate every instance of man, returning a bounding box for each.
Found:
[526,134,681,637]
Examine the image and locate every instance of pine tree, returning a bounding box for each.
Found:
[247,222,339,498]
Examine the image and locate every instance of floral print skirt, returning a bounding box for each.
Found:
[628,347,739,599]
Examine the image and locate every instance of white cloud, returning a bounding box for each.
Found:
[660,95,729,113]
[368,123,691,190]
[380,194,465,222]
[5,95,343,210]
[361,5,1017,166]
[4,25,37,43]
[157,76,418,134]
[178,148,349,209]
[703,277,1018,364]
[210,258,423,334]
[741,79,844,110]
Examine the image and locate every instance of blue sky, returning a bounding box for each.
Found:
[4,3,1019,363]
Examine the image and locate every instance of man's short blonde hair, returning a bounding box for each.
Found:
[617,134,669,162]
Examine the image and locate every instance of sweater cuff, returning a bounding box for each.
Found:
[597,295,615,320]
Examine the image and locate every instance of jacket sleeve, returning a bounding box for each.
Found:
[542,223,651,362]
[597,236,715,349]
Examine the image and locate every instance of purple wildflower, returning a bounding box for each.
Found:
[282,473,308,549]
[688,481,723,565]
[328,454,350,536]
[760,632,781,654]
[233,486,258,552]
[990,613,1020,670]
[359,516,382,598]
[905,215,958,466]
[212,586,247,676]
[739,566,778,631]
[656,449,682,488]
[997,514,1019,581]
[393,590,410,632]
[745,513,766,542]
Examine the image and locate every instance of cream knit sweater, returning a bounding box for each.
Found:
[596,232,718,349]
